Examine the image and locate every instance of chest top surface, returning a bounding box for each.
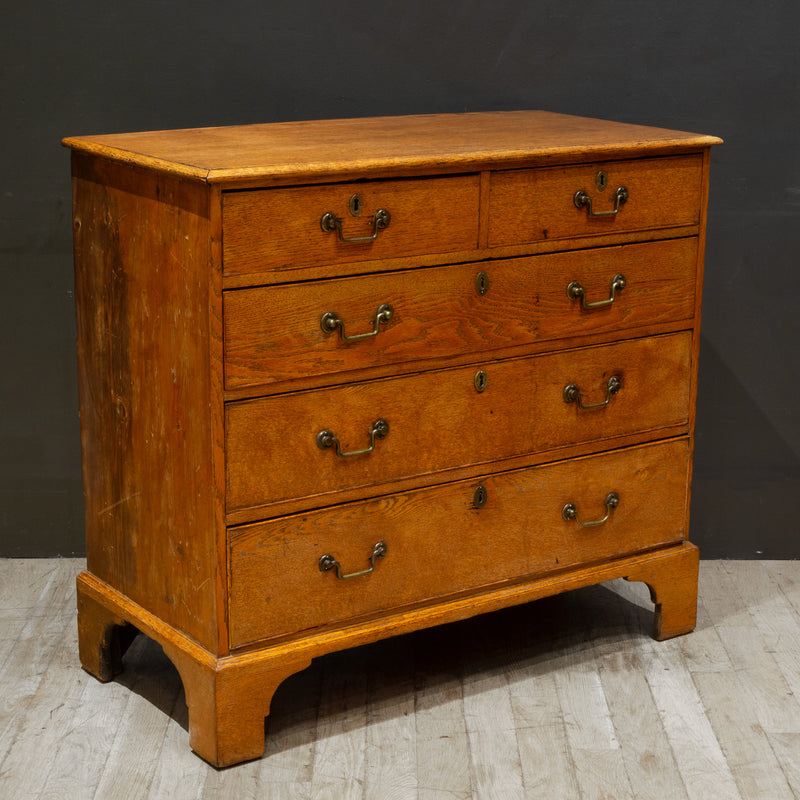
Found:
[62,110,722,185]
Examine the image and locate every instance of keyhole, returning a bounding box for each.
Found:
[349,194,363,217]
[473,485,488,508]
[475,271,490,296]
[474,370,488,393]
[596,171,608,192]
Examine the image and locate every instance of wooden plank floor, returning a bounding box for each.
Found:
[2,559,800,799]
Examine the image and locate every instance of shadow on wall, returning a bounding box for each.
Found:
[691,335,800,558]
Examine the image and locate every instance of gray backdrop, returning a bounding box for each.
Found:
[1,1,798,557]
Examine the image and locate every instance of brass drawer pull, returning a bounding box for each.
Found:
[562,492,619,528]
[563,375,622,409]
[320,209,391,243]
[319,541,387,580]
[573,186,629,217]
[316,418,389,458]
[321,303,393,342]
[567,274,626,309]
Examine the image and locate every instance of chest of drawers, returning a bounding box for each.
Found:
[64,111,721,767]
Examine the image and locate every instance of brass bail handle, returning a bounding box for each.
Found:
[573,186,629,217]
[563,375,622,410]
[562,492,620,528]
[319,541,388,580]
[320,208,391,243]
[316,419,389,458]
[321,303,393,342]
[567,274,626,309]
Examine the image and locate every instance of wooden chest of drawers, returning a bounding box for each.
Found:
[64,111,721,767]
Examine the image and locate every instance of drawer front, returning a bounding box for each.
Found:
[488,155,704,248]
[228,438,690,647]
[223,237,697,390]
[226,331,691,515]
[222,175,481,276]
[534,235,697,341]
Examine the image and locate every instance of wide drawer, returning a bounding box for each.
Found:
[223,237,698,390]
[222,175,481,276]
[226,331,692,516]
[488,155,704,248]
[227,438,690,647]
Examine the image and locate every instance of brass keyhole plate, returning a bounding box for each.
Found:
[596,171,608,192]
[474,370,488,393]
[349,194,363,217]
[473,485,488,508]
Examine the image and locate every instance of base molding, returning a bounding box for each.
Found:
[77,541,699,767]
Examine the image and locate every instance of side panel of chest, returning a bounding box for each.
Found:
[71,154,223,652]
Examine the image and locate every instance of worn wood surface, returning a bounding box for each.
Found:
[63,112,717,770]
[3,558,799,798]
[222,175,480,276]
[223,237,697,392]
[61,110,722,187]
[225,332,692,519]
[228,439,690,647]
[488,154,704,247]
[75,542,698,768]
[71,153,224,654]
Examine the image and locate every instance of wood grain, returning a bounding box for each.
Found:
[694,669,795,799]
[225,331,692,517]
[597,649,689,799]
[75,536,701,767]
[222,175,480,276]
[462,665,526,799]
[90,636,181,800]
[227,439,690,648]
[223,237,697,391]
[220,226,703,290]
[62,111,717,767]
[12,559,800,796]
[488,154,705,247]
[71,153,222,653]
[364,639,418,800]
[636,637,741,800]
[414,639,473,800]
[309,651,368,799]
[62,110,721,187]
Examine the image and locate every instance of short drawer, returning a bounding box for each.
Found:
[222,175,481,276]
[227,438,690,647]
[488,155,704,248]
[223,237,697,390]
[225,331,692,516]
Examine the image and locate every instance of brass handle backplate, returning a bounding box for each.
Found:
[573,186,629,217]
[562,492,619,528]
[319,541,387,580]
[563,375,622,410]
[321,303,393,342]
[316,419,389,458]
[321,208,391,243]
[567,274,626,309]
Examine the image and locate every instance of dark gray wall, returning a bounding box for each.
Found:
[2,1,798,557]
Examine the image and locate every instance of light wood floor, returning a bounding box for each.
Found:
[2,559,800,799]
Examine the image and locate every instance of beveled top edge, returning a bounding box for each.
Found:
[63,110,723,185]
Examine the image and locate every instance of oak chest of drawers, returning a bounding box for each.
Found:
[64,111,721,767]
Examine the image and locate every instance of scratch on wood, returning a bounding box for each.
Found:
[99,492,141,516]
